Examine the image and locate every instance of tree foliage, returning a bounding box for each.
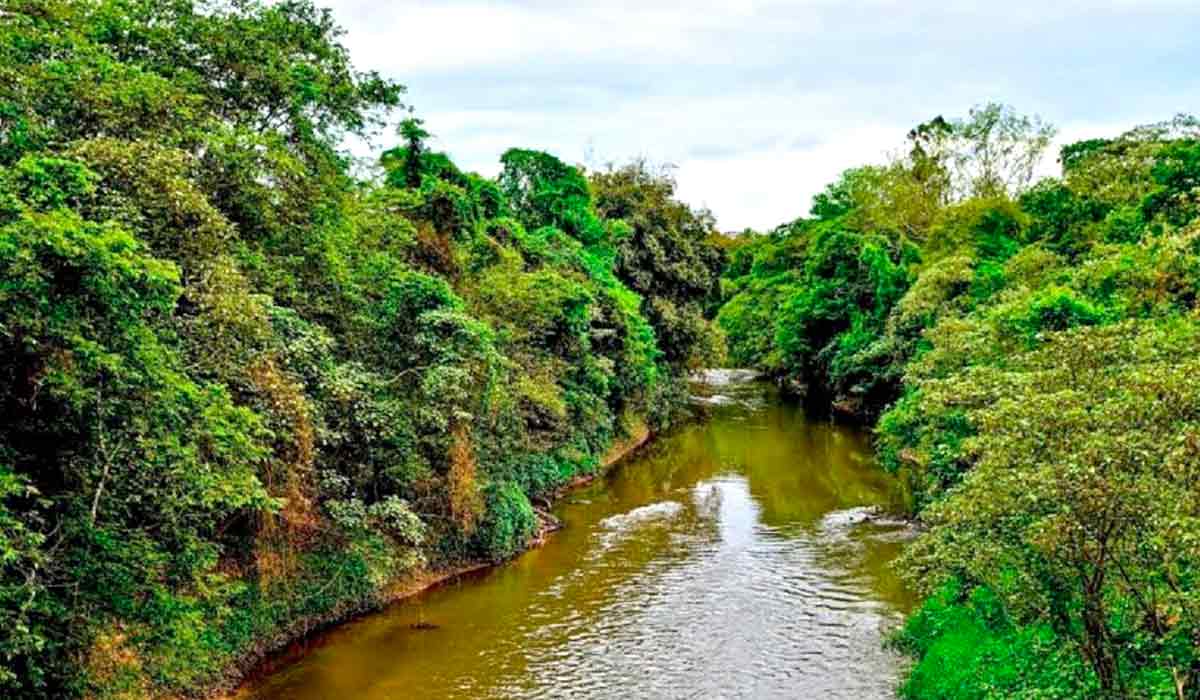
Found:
[0,2,722,697]
[719,107,1200,698]
[590,160,726,373]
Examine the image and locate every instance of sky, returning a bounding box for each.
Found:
[323,0,1200,231]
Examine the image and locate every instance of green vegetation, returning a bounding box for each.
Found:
[3,1,1198,697]
[0,2,722,697]
[720,107,1200,698]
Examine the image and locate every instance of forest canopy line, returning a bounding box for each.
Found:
[3,1,1200,699]
[0,1,725,697]
[718,106,1200,698]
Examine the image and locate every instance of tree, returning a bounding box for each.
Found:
[901,321,1200,697]
[590,160,725,371]
[398,116,431,189]
[908,103,1055,200]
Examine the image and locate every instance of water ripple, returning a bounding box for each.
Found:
[242,379,912,700]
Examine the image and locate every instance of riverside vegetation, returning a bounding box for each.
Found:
[3,2,1200,700]
[719,106,1200,698]
[0,2,725,697]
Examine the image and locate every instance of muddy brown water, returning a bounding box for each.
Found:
[239,371,915,699]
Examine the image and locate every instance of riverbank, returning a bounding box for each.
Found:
[207,420,653,700]
[237,374,915,700]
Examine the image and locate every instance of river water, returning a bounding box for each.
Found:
[240,372,914,699]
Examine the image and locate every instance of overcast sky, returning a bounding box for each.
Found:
[324,1,1199,231]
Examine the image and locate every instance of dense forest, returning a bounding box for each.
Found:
[0,1,725,697]
[4,2,1200,700]
[720,107,1200,697]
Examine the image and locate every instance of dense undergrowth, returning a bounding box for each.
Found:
[5,1,1199,698]
[0,2,724,697]
[719,107,1200,698]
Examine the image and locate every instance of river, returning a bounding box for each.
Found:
[239,371,914,699]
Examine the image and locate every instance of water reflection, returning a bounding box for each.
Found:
[241,375,913,700]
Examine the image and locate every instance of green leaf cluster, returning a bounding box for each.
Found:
[0,2,724,697]
[718,107,1200,697]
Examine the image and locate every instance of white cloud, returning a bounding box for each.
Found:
[674,124,903,231]
[327,1,777,72]
[321,0,1200,230]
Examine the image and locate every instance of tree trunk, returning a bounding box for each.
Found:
[1081,596,1120,696]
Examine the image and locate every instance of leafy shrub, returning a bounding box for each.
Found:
[722,110,1200,697]
[0,3,722,696]
[474,481,537,562]
[894,581,1097,700]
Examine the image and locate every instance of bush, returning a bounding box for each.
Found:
[894,581,1097,700]
[474,481,538,562]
